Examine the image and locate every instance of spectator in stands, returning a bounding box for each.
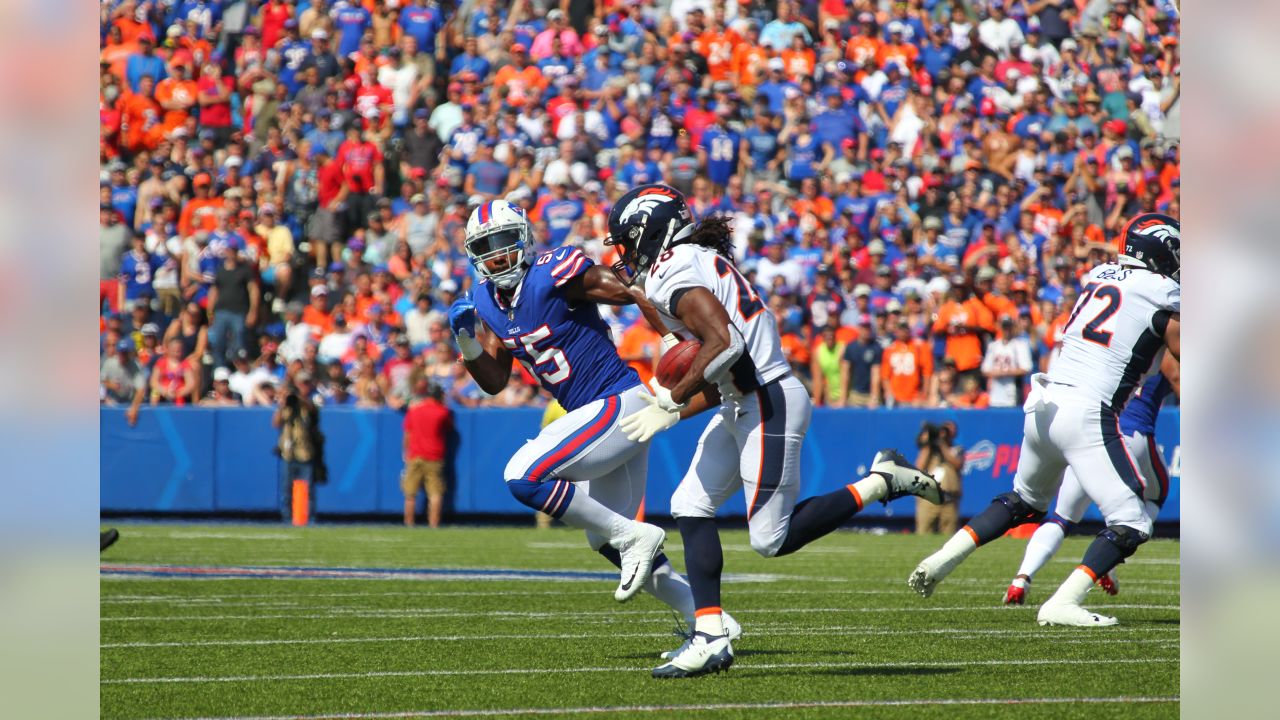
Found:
[932,276,994,385]
[881,319,932,408]
[101,338,147,426]
[208,240,260,369]
[150,337,197,406]
[200,367,242,406]
[401,377,453,528]
[839,320,882,408]
[982,316,1034,408]
[810,324,845,408]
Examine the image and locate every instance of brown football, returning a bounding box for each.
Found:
[655,339,703,387]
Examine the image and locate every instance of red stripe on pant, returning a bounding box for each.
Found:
[527,396,619,482]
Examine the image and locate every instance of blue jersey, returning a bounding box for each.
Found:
[399,4,446,52]
[698,126,740,187]
[540,198,583,248]
[1119,372,1172,436]
[279,40,313,93]
[473,247,639,412]
[333,3,372,58]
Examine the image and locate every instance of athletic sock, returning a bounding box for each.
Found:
[930,528,979,566]
[1046,567,1097,607]
[1079,533,1130,579]
[966,500,1022,545]
[774,480,872,557]
[1017,522,1067,580]
[676,516,723,612]
[693,606,725,637]
[560,491,634,544]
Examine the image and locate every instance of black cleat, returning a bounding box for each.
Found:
[100,529,119,552]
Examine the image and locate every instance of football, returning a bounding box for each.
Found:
[655,339,702,387]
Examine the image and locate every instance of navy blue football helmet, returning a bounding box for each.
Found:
[604,184,693,286]
[1118,212,1180,283]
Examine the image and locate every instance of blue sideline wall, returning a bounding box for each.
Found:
[101,407,1181,520]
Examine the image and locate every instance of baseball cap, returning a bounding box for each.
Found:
[867,239,886,254]
[768,57,785,71]
[439,279,459,294]
[413,108,429,120]
[213,367,231,382]
[923,216,943,230]
[411,193,426,204]
[976,266,998,282]
[885,300,903,313]
[311,28,329,40]
[115,339,134,352]
[140,323,160,336]
[511,43,527,53]
[875,265,892,277]
[854,284,871,298]
[311,285,329,296]
[193,172,212,187]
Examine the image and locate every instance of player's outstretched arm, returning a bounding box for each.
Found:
[667,287,742,406]
[563,266,674,338]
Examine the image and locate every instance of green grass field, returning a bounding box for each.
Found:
[100,523,1179,719]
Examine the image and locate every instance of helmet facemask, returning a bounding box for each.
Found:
[604,223,651,287]
[467,223,531,290]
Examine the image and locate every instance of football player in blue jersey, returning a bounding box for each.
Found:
[448,200,727,632]
[1003,356,1180,605]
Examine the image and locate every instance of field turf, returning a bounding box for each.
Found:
[100,523,1179,719]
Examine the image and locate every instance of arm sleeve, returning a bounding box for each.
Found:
[548,247,592,288]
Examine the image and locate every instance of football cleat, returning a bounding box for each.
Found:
[872,449,944,504]
[614,522,666,603]
[661,611,742,661]
[907,550,966,598]
[652,632,734,679]
[1037,601,1119,627]
[1003,576,1030,605]
[1098,571,1119,596]
[100,528,119,552]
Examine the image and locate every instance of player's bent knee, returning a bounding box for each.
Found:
[669,484,716,519]
[507,477,575,518]
[1099,523,1149,558]
[748,526,788,558]
[996,491,1048,525]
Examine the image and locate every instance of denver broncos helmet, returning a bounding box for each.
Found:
[605,184,694,286]
[1117,212,1180,283]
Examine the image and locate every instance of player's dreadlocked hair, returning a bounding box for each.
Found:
[674,215,735,260]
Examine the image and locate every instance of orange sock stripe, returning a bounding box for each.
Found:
[962,525,979,545]
[1077,565,1099,581]
[846,484,863,510]
[694,606,722,618]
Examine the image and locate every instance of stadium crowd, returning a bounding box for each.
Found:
[99,0,1180,418]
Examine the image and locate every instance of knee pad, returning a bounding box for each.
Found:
[1099,524,1149,558]
[996,491,1047,526]
[507,478,575,518]
[1047,513,1076,534]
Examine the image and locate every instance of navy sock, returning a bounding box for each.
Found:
[676,517,722,611]
[775,488,861,556]
[966,493,1046,546]
[1079,535,1128,578]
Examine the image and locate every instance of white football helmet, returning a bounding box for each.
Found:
[465,200,533,289]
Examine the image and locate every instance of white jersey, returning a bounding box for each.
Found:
[1048,263,1179,409]
[644,243,790,400]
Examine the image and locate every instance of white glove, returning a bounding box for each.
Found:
[661,333,681,351]
[620,393,681,442]
[646,378,687,413]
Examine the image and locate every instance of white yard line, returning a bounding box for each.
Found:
[105,657,1177,686]
[100,604,1180,623]
[101,625,1177,649]
[149,696,1179,720]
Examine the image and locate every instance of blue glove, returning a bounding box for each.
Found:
[448,295,483,361]
[448,296,477,339]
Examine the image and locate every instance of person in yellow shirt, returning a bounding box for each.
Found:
[809,324,846,407]
[255,204,295,302]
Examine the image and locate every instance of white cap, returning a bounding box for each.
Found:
[213,367,231,381]
[439,279,459,293]
[311,28,329,40]
[768,57,785,71]
[926,276,951,296]
[1061,38,1079,51]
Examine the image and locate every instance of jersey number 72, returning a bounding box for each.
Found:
[1065,282,1122,347]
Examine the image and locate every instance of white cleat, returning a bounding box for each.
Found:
[907,551,965,598]
[652,632,734,679]
[872,449,945,504]
[614,522,665,603]
[1037,601,1119,627]
[661,611,742,661]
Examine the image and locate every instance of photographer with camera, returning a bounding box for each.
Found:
[272,370,327,525]
[915,420,964,535]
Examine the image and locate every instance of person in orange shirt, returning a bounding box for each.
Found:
[111,3,151,44]
[154,62,198,137]
[617,321,662,387]
[876,23,919,71]
[882,320,933,407]
[302,286,336,336]
[845,13,882,67]
[492,44,547,108]
[949,375,990,409]
[780,33,815,81]
[975,267,1017,322]
[178,173,224,238]
[730,22,769,87]
[931,277,995,379]
[119,74,164,153]
[695,18,741,83]
[790,177,835,224]
[101,26,138,86]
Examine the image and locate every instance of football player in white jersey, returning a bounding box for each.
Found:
[907,213,1181,627]
[604,184,946,678]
